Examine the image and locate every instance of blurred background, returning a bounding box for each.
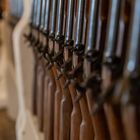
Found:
[0,0,16,139]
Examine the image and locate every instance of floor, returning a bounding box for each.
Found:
[0,109,16,140]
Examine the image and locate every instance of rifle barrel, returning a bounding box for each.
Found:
[85,0,99,52]
[104,0,121,58]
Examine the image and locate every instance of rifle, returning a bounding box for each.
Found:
[68,1,84,139]
[43,0,60,139]
[34,0,48,132]
[54,0,83,139]
[54,0,73,139]
[60,0,82,139]
[55,0,95,139]
[69,0,95,139]
[46,0,62,139]
[92,0,131,139]
[37,0,56,139]
[84,0,111,139]
[74,0,111,140]
[121,0,140,139]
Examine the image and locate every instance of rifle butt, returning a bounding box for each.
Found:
[44,74,56,140]
[79,97,94,140]
[36,60,45,131]
[59,79,72,140]
[52,67,62,140]
[122,105,140,140]
[69,84,82,140]
[104,103,126,140]
[86,89,110,140]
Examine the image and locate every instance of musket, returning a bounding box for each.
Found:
[31,0,47,132]
[74,0,110,140]
[57,0,95,139]
[53,0,73,140]
[54,0,80,139]
[62,0,82,140]
[72,1,95,140]
[43,0,60,139]
[84,0,111,139]
[121,0,140,139]
[45,0,63,139]
[71,0,96,140]
[41,0,56,140]
[93,0,131,140]
[68,1,84,140]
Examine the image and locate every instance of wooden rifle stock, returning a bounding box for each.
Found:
[59,0,95,139]
[43,2,56,140]
[104,1,131,140]
[23,0,140,139]
[121,0,140,139]
[66,1,82,140]
[72,1,94,140]
[54,0,73,140]
[58,15,72,140]
[36,54,45,131]
[94,0,131,139]
[46,0,63,139]
[75,0,110,140]
[52,65,62,140]
[44,65,56,140]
